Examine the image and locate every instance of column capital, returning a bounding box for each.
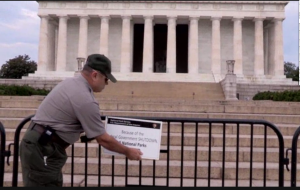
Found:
[57,15,69,20]
[167,16,177,20]
[143,15,154,20]
[253,17,265,22]
[189,16,199,21]
[100,15,110,20]
[232,17,243,22]
[272,17,285,22]
[38,14,50,19]
[78,15,90,20]
[101,16,110,24]
[211,17,221,21]
[121,15,132,20]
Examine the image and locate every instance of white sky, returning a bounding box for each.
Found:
[0,1,298,67]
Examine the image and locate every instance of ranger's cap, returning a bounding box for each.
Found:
[86,54,117,83]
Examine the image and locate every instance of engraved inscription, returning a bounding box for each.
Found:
[67,3,78,8]
[79,3,87,8]
[256,5,264,11]
[102,3,108,8]
[123,3,130,8]
[237,4,242,10]
[199,4,212,10]
[39,2,47,8]
[191,4,199,9]
[59,2,66,8]
[146,3,152,8]
[220,4,236,10]
[243,5,256,11]
[213,4,220,10]
[276,5,285,11]
[170,3,176,9]
[88,3,102,8]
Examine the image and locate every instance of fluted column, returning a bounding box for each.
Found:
[211,17,221,74]
[120,16,132,73]
[233,17,243,75]
[37,15,49,72]
[166,16,177,73]
[188,16,199,74]
[142,16,154,73]
[100,16,110,56]
[254,18,264,75]
[56,15,69,71]
[273,18,284,76]
[77,15,89,59]
[48,19,58,71]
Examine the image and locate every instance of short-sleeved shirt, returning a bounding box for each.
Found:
[31,74,106,144]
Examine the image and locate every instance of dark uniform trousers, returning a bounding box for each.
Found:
[19,122,68,187]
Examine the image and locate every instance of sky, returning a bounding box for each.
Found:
[0,1,299,67]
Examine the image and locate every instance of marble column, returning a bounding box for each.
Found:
[211,17,221,74]
[273,18,284,76]
[188,16,199,74]
[99,16,110,56]
[37,15,49,72]
[56,15,69,71]
[77,15,89,60]
[233,17,243,75]
[254,18,264,75]
[142,16,154,73]
[120,16,132,73]
[48,19,57,71]
[166,16,177,73]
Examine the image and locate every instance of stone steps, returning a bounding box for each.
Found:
[1,95,300,186]
[1,100,300,116]
[0,80,225,100]
[4,158,300,181]
[1,96,300,107]
[3,173,293,187]
[1,109,300,124]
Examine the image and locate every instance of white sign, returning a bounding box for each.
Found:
[103,116,163,160]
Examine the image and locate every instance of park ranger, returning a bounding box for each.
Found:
[19,54,143,187]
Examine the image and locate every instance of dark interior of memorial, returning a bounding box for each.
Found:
[132,23,188,73]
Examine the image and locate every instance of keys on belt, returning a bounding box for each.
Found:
[31,123,70,149]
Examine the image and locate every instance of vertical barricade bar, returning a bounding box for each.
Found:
[290,126,300,187]
[12,115,34,187]
[0,121,6,187]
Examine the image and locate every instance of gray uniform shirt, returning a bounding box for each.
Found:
[32,75,106,144]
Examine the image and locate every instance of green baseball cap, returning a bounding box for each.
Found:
[86,54,117,83]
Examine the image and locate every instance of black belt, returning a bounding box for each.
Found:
[31,123,70,149]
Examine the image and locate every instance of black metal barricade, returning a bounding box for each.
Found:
[0,121,11,187]
[9,115,288,187]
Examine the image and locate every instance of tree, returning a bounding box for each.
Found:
[0,55,37,79]
[284,62,299,82]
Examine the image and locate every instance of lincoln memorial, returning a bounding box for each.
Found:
[27,1,296,84]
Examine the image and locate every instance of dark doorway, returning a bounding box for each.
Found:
[132,24,144,72]
[176,24,188,73]
[154,24,167,73]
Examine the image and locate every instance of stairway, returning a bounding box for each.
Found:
[1,95,300,187]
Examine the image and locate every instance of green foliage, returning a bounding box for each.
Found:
[253,90,300,102]
[284,62,299,82]
[0,54,37,79]
[0,85,50,96]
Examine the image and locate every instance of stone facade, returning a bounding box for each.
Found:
[26,1,297,85]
